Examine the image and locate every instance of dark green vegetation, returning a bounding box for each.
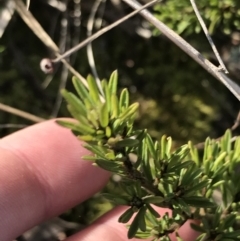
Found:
[61,71,240,240]
[0,0,239,142]
[0,0,240,239]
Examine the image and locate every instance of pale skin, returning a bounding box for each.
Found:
[0,120,199,241]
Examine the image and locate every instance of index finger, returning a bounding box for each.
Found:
[0,120,110,241]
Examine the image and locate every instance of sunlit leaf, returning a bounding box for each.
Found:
[87,74,100,103]
[99,102,109,128]
[108,70,118,95]
[119,88,129,112]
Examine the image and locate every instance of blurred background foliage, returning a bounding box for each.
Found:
[154,0,240,35]
[0,0,240,239]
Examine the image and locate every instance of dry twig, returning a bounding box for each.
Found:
[14,0,88,88]
[190,0,228,73]
[86,0,106,97]
[0,103,45,123]
[50,0,158,63]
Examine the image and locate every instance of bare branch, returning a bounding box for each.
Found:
[0,103,45,123]
[0,124,28,129]
[51,65,69,118]
[122,0,240,101]
[26,0,30,10]
[51,0,158,63]
[190,0,228,73]
[86,0,106,97]
[0,0,15,38]
[14,0,59,52]
[51,10,70,118]
[231,111,240,131]
[14,0,157,99]
[14,0,88,88]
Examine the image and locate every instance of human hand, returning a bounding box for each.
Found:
[0,120,199,241]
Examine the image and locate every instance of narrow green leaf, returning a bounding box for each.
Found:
[203,137,211,163]
[72,76,92,103]
[160,135,167,159]
[159,135,172,160]
[136,129,147,142]
[82,155,97,160]
[212,141,220,159]
[182,196,215,208]
[137,206,147,232]
[115,138,139,148]
[110,94,119,118]
[67,105,88,125]
[211,180,225,189]
[134,231,153,239]
[96,159,122,172]
[96,130,104,135]
[197,233,208,241]
[103,193,130,205]
[154,141,160,161]
[108,70,118,95]
[180,166,202,186]
[221,214,236,229]
[102,79,111,112]
[56,120,95,135]
[119,88,129,112]
[144,196,164,204]
[221,129,231,153]
[190,223,206,233]
[119,103,139,121]
[83,144,106,159]
[211,207,222,228]
[184,180,210,195]
[99,102,109,128]
[233,137,240,160]
[145,204,160,218]
[212,152,227,170]
[105,126,112,137]
[87,110,99,129]
[145,209,159,225]
[146,133,158,160]
[134,181,142,197]
[166,137,172,157]
[128,209,143,238]
[83,97,93,110]
[175,232,185,241]
[174,198,191,215]
[87,74,100,103]
[120,183,136,196]
[111,197,129,206]
[140,139,153,182]
[61,90,87,116]
[188,141,199,165]
[112,119,123,133]
[105,151,115,160]
[167,146,189,171]
[167,160,193,173]
[119,208,134,223]
[78,135,94,141]
[148,158,157,180]
[223,230,240,238]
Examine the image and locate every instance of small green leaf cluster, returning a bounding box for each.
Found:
[59,71,240,241]
[59,70,138,144]
[153,0,240,35]
[188,131,240,241]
